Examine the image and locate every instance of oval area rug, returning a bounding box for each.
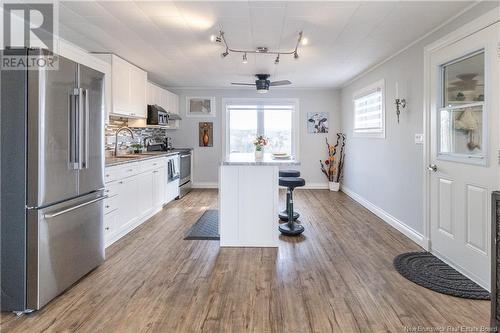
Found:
[393,252,489,300]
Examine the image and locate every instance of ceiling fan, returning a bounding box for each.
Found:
[231,74,291,93]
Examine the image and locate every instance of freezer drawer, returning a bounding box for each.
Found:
[26,192,105,310]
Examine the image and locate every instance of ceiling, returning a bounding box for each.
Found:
[59,1,474,89]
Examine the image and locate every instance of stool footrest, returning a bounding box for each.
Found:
[279,211,299,221]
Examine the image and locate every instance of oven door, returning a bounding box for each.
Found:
[179,153,191,186]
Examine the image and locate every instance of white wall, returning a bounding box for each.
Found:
[167,88,340,188]
[339,2,499,236]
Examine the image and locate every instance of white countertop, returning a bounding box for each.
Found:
[221,153,300,166]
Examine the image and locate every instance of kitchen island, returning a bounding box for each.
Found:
[219,153,300,247]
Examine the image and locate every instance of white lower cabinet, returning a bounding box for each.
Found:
[104,156,177,247]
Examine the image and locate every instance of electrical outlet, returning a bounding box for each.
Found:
[415,134,424,144]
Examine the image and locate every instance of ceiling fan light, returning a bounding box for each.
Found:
[257,88,268,94]
[242,53,248,64]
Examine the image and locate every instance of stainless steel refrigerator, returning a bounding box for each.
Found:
[1,49,106,312]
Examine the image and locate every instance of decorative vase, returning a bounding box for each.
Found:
[255,149,264,160]
[202,130,209,146]
[329,181,340,192]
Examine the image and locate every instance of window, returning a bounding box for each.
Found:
[224,100,298,157]
[353,79,385,138]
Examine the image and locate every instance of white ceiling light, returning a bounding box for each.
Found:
[301,37,308,46]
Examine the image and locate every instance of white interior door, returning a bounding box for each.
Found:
[429,23,499,289]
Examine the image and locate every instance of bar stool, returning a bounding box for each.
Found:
[278,177,305,236]
[279,170,300,221]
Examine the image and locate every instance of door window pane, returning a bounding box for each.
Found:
[229,110,257,153]
[443,51,484,107]
[439,50,485,161]
[439,105,483,156]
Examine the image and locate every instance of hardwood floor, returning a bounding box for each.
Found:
[1,189,490,332]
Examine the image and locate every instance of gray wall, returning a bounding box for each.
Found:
[339,2,499,235]
[167,88,340,187]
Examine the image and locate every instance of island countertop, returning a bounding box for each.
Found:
[221,153,300,166]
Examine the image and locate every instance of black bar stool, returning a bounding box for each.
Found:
[278,177,305,236]
[279,170,300,221]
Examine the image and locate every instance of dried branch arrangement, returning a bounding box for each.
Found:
[320,133,346,183]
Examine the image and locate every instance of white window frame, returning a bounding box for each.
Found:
[222,98,300,160]
[353,79,386,138]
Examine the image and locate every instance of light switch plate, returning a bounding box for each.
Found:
[415,134,424,144]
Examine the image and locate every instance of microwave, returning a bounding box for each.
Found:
[147,104,168,126]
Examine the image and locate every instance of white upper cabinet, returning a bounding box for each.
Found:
[146,81,180,128]
[98,54,147,119]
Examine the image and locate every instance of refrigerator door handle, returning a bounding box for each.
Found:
[69,91,79,169]
[44,195,107,219]
[80,88,90,169]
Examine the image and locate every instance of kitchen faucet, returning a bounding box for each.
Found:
[114,126,135,157]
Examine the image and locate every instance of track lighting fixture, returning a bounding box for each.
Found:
[213,30,305,64]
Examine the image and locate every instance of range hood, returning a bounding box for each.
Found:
[167,112,182,120]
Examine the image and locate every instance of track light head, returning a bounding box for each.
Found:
[274,54,280,65]
[294,51,299,59]
[221,49,229,58]
[242,53,248,64]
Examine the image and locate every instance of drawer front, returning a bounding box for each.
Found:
[140,157,166,172]
[104,181,121,198]
[104,209,119,234]
[105,162,139,183]
[104,196,119,215]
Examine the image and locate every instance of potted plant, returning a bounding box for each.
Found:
[320,134,346,191]
[130,143,143,154]
[253,135,268,160]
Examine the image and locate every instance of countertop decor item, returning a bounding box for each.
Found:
[130,143,143,154]
[320,133,346,191]
[253,135,268,160]
[199,122,213,147]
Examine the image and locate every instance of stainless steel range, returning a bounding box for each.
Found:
[146,139,192,199]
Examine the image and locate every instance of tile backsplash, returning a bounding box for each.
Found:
[105,116,168,155]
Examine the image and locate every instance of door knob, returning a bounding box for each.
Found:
[428,164,437,172]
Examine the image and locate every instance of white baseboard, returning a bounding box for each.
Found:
[192,182,218,189]
[341,186,426,248]
[297,182,329,190]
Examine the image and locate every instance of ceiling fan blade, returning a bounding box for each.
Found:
[270,80,291,86]
[231,82,256,86]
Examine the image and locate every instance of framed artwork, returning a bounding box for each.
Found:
[186,97,216,117]
[307,112,329,133]
[199,122,213,147]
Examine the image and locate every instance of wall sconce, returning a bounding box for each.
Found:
[395,82,406,123]
[395,98,406,123]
